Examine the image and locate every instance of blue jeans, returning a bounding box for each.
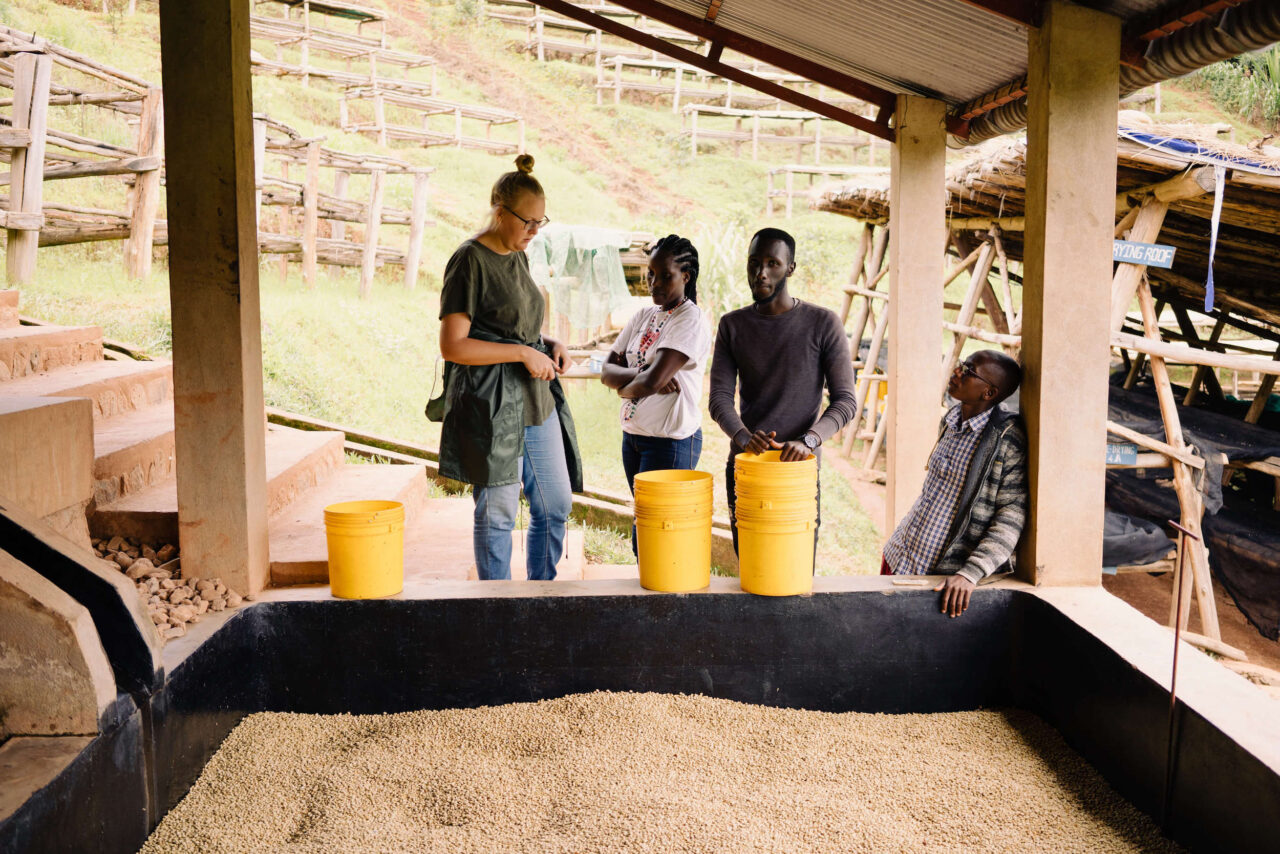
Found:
[622,430,703,555]
[473,413,573,580]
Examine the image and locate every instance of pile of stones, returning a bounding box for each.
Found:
[91,536,244,642]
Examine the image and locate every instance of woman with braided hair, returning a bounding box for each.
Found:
[601,234,712,554]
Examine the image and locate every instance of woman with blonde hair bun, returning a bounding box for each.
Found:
[432,154,581,580]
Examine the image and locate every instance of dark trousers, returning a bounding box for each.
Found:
[725,451,821,566]
[623,430,703,555]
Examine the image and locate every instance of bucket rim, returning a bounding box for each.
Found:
[325,499,404,513]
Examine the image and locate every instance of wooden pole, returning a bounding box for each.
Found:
[123,87,164,280]
[941,239,996,390]
[403,169,430,291]
[837,223,871,325]
[301,139,321,289]
[672,66,682,112]
[784,169,794,219]
[6,52,52,286]
[1135,280,1220,639]
[690,109,698,157]
[1110,196,1170,331]
[846,302,891,457]
[1170,305,1225,403]
[1183,314,1227,405]
[330,170,350,242]
[253,117,266,232]
[301,0,312,87]
[863,392,889,468]
[1244,344,1280,424]
[359,168,385,299]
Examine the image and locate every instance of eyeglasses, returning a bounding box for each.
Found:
[955,360,998,391]
[502,205,550,232]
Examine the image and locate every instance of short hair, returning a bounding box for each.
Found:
[650,234,699,303]
[975,350,1023,402]
[749,227,796,263]
[490,153,544,208]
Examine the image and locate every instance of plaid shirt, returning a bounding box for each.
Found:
[883,405,992,576]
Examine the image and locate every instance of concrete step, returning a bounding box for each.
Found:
[0,323,102,382]
[89,426,345,543]
[92,405,176,507]
[0,290,18,329]
[0,358,172,420]
[269,463,433,586]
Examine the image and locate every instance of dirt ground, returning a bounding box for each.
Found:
[1103,570,1280,672]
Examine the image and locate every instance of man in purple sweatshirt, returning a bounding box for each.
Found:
[708,227,857,555]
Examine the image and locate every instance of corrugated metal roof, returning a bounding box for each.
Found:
[652,1,1224,105]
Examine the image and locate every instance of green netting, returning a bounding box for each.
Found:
[525,224,632,332]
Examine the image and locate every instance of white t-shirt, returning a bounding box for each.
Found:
[610,300,711,439]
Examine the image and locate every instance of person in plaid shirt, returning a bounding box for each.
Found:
[881,350,1028,618]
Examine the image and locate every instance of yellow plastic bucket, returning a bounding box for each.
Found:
[323,500,405,599]
[633,470,712,592]
[737,517,815,596]
[732,451,817,596]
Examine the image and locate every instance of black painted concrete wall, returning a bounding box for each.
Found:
[3,589,1276,854]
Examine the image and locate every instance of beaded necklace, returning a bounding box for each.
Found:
[622,298,686,422]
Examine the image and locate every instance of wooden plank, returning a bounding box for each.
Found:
[124,88,164,280]
[0,128,32,148]
[358,168,385,298]
[6,53,51,286]
[0,210,44,230]
[36,155,160,183]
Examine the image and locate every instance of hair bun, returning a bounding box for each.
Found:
[514,154,535,173]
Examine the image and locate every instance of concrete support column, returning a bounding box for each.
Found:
[886,95,947,528]
[159,0,269,594]
[1019,0,1120,585]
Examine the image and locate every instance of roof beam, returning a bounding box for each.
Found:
[954,0,1040,28]
[532,0,896,140]
[572,0,898,114]
[1127,0,1244,41]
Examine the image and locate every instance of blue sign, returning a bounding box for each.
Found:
[1114,240,1177,268]
[1106,443,1139,465]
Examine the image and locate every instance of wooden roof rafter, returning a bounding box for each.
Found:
[533,0,906,140]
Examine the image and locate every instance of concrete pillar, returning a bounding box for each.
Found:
[886,95,946,528]
[159,0,269,594]
[1019,0,1120,586]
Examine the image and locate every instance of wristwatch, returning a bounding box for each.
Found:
[802,431,821,451]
